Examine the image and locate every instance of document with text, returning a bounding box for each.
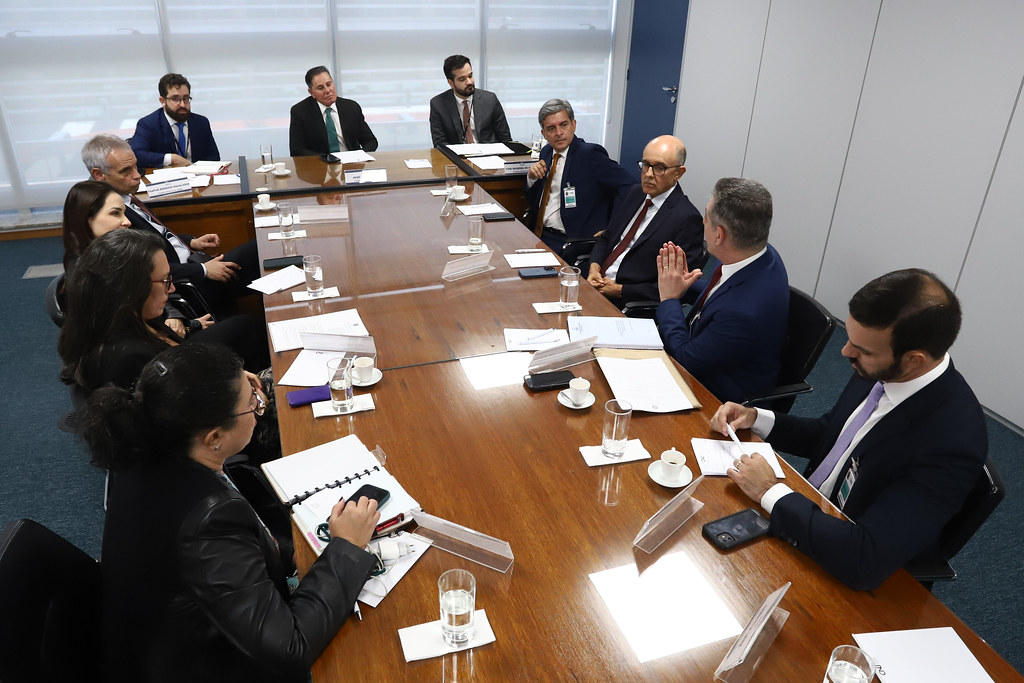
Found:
[596,356,692,412]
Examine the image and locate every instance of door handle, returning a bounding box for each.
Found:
[661,86,678,93]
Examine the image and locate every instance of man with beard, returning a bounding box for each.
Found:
[130,74,220,171]
[429,54,511,147]
[710,269,988,590]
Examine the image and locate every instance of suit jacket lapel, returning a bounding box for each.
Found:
[629,185,680,254]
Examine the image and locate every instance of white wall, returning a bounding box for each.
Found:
[675,0,1024,426]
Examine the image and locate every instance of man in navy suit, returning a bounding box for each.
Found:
[130,74,220,172]
[525,99,636,251]
[656,177,789,402]
[713,269,987,590]
[289,66,378,157]
[429,55,511,147]
[586,135,703,307]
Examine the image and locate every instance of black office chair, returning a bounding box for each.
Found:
[742,286,835,413]
[560,237,599,271]
[0,519,102,683]
[44,275,66,327]
[905,457,1006,588]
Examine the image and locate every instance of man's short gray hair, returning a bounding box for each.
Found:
[81,134,131,174]
[709,177,773,249]
[537,98,574,127]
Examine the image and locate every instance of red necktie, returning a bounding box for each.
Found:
[691,264,723,314]
[534,153,561,236]
[601,198,653,275]
[462,100,474,143]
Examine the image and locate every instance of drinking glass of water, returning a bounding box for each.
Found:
[277,201,294,238]
[559,266,580,308]
[602,399,632,458]
[303,255,323,297]
[326,357,353,413]
[260,143,273,167]
[467,216,484,252]
[438,569,476,646]
[825,645,876,683]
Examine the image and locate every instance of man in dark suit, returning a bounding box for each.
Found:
[130,73,220,172]
[82,134,258,318]
[656,177,789,402]
[289,66,378,157]
[586,135,703,307]
[713,269,987,591]
[429,55,511,147]
[525,99,636,251]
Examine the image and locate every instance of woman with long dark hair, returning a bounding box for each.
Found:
[83,344,379,682]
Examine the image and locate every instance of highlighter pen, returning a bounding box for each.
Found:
[726,424,748,457]
[375,513,405,534]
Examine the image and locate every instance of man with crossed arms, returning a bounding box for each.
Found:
[712,269,987,590]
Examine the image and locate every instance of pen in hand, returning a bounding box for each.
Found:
[726,424,748,458]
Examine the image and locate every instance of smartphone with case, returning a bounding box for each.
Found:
[482,211,515,222]
[524,370,575,392]
[348,484,390,507]
[263,255,304,269]
[519,266,558,279]
[702,508,770,550]
[285,385,330,407]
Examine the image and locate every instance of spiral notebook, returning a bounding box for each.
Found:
[261,434,421,555]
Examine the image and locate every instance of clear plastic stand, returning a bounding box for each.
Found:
[633,474,705,553]
[441,252,495,282]
[714,582,791,682]
[527,336,597,373]
[299,332,376,356]
[410,510,514,573]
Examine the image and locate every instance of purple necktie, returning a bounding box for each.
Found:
[807,381,885,489]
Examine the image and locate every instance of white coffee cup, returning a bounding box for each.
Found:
[274,162,286,174]
[660,448,686,481]
[257,193,271,209]
[449,184,468,200]
[352,356,375,383]
[568,377,590,405]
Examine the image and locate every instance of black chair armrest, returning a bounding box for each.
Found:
[622,300,660,318]
[742,382,814,407]
[904,560,958,583]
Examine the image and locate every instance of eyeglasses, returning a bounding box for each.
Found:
[152,275,174,291]
[638,161,682,177]
[235,387,266,418]
[165,95,192,104]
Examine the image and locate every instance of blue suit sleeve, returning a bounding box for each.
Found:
[130,115,168,170]
[656,296,763,380]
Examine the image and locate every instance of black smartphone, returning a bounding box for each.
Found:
[320,153,341,164]
[482,211,515,222]
[524,370,575,392]
[519,266,559,279]
[348,484,390,507]
[263,255,304,269]
[702,509,770,550]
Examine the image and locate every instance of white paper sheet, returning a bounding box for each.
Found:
[448,245,491,254]
[278,349,342,386]
[430,189,450,196]
[189,175,211,188]
[503,328,570,351]
[447,142,513,156]
[182,160,228,174]
[504,252,560,268]
[404,158,432,168]
[579,439,651,467]
[254,215,279,228]
[690,438,785,478]
[247,265,305,294]
[311,394,375,417]
[267,309,370,352]
[568,316,663,350]
[145,168,188,182]
[333,150,375,163]
[399,610,496,662]
[212,174,241,185]
[292,286,341,302]
[532,302,582,314]
[457,202,506,216]
[458,352,532,390]
[853,627,993,683]
[470,155,505,170]
[595,357,692,413]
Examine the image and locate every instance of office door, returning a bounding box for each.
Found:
[619,0,690,179]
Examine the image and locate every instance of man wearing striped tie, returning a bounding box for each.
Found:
[712,269,987,590]
[130,74,220,172]
[289,66,378,157]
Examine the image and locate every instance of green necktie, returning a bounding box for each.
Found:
[325,107,341,153]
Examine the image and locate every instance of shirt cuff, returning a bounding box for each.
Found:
[526,175,537,189]
[163,153,173,167]
[752,408,776,438]
[760,484,794,514]
[200,262,207,278]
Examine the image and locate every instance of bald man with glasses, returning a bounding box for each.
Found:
[586,135,704,307]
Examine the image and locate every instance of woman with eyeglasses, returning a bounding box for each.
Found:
[83,344,380,682]
[58,228,268,396]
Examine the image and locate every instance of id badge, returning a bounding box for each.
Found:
[563,185,577,209]
[836,458,858,510]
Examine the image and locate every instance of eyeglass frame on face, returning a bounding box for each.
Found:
[152,274,174,291]
[235,387,266,418]
[638,160,683,177]
[165,95,192,104]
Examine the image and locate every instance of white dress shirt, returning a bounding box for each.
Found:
[604,188,671,280]
[317,100,349,152]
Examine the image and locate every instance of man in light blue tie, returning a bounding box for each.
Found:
[130,74,220,172]
[711,269,988,590]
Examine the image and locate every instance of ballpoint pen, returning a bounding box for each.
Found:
[353,600,362,621]
[515,248,547,253]
[726,424,748,457]
[375,513,405,534]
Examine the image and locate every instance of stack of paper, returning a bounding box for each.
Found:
[266,309,369,352]
[568,316,663,350]
[447,142,513,156]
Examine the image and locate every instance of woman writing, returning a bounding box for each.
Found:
[82,344,379,682]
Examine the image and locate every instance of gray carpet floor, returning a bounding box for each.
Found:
[1,236,1020,674]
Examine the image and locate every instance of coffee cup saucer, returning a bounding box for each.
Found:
[352,368,383,387]
[648,461,693,488]
[449,192,469,202]
[558,389,595,410]
[273,169,291,177]
[256,202,277,211]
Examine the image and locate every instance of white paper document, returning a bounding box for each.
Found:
[189,175,211,188]
[504,252,560,268]
[404,158,432,169]
[447,245,491,254]
[145,168,188,182]
[690,438,785,478]
[448,142,513,156]
[595,357,692,413]
[458,352,532,390]
[568,316,663,350]
[503,328,570,351]
[532,302,582,314]
[212,174,241,185]
[398,609,496,662]
[254,215,279,228]
[854,627,993,683]
[429,189,450,196]
[457,202,506,216]
[311,394,375,417]
[344,168,387,184]
[358,532,431,607]
[470,155,505,170]
[247,265,305,294]
[333,150,375,163]
[292,286,340,302]
[278,348,344,386]
[182,160,228,174]
[579,439,651,467]
[267,309,370,352]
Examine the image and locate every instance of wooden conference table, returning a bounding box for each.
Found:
[256,186,1022,681]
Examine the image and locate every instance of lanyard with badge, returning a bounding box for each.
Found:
[563,184,577,209]
[835,457,859,510]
